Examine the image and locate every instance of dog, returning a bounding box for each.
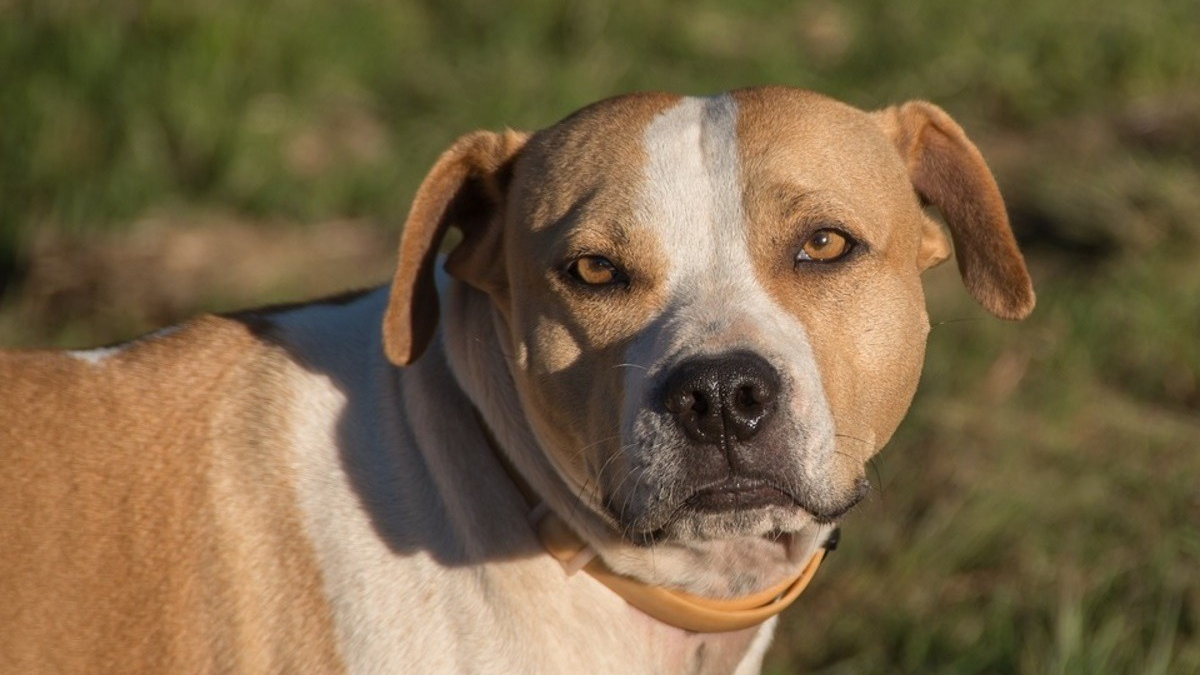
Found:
[0,87,1033,674]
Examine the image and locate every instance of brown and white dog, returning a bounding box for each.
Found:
[0,87,1033,674]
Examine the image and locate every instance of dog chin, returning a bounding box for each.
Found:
[628,504,813,544]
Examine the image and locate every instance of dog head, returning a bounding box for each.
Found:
[383,87,1032,546]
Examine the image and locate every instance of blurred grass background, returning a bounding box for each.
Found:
[1,0,1198,672]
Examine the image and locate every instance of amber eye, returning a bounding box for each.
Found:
[567,255,627,287]
[796,229,853,264]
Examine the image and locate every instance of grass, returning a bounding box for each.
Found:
[769,259,1200,673]
[2,0,1198,672]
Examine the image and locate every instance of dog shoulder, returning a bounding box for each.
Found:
[0,302,357,673]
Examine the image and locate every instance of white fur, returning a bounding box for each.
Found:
[67,345,125,364]
[733,617,778,675]
[264,287,774,674]
[67,325,183,364]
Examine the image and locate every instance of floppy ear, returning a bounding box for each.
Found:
[875,102,1035,320]
[382,129,528,366]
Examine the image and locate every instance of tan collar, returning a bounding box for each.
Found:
[477,413,829,632]
[532,504,828,633]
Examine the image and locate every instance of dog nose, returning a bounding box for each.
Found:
[662,353,779,445]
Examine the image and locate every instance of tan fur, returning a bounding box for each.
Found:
[0,318,343,674]
[735,88,936,479]
[383,129,530,365]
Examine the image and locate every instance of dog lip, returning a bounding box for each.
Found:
[805,476,871,524]
[608,477,871,542]
[683,478,795,512]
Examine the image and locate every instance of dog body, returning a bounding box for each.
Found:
[0,88,1032,674]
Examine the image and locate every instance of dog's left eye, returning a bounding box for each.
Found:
[567,255,627,287]
[795,229,855,264]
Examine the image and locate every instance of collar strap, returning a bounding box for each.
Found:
[533,505,828,633]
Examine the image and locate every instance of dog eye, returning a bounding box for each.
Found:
[795,229,854,264]
[567,255,627,287]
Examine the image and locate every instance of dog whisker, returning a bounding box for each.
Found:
[929,316,984,329]
[833,432,873,447]
[468,332,517,360]
[570,448,629,523]
[867,456,886,507]
[569,434,623,462]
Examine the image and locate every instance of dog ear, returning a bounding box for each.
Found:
[875,102,1035,320]
[383,129,528,366]
[917,217,952,272]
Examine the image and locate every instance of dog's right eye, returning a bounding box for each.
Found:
[567,255,628,287]
[795,228,855,264]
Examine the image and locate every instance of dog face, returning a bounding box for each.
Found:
[384,87,1033,545]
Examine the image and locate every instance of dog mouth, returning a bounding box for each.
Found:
[609,474,870,545]
[609,477,804,544]
[684,477,796,512]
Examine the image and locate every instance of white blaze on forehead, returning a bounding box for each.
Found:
[639,94,747,292]
[636,94,781,344]
[628,94,838,470]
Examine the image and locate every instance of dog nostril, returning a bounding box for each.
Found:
[735,383,771,410]
[665,390,694,415]
[665,389,713,417]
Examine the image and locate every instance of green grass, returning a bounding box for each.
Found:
[768,259,1200,673]
[2,0,1198,672]
[4,0,1197,251]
